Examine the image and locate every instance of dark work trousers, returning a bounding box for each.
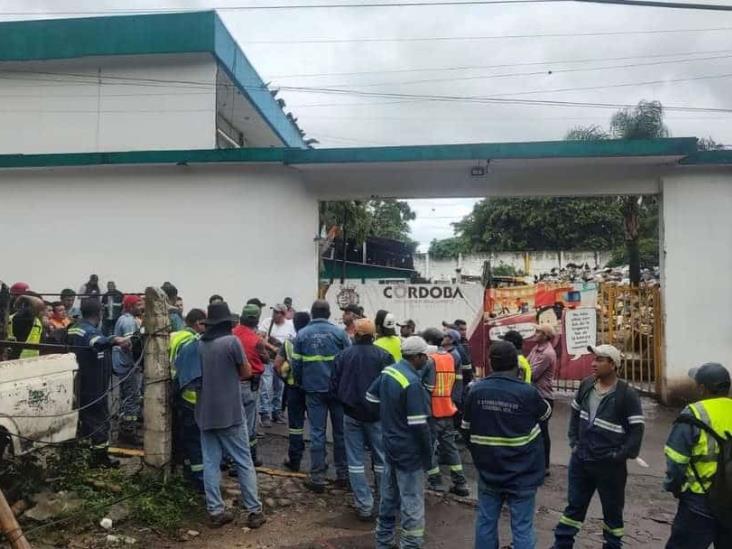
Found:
[540,399,554,469]
[428,417,467,487]
[79,351,112,447]
[287,386,307,467]
[175,397,203,486]
[666,499,732,549]
[554,454,627,549]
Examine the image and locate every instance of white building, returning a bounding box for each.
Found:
[0,11,730,404]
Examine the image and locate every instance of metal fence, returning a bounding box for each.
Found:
[597,283,663,396]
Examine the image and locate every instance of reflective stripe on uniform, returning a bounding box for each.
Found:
[181,389,197,405]
[383,367,409,389]
[460,420,470,429]
[289,428,304,435]
[593,418,625,434]
[348,465,366,473]
[427,467,440,476]
[470,424,541,447]
[366,392,380,403]
[461,363,473,370]
[603,524,624,537]
[559,515,583,529]
[449,464,463,472]
[664,445,690,464]
[571,400,581,411]
[189,463,204,472]
[401,527,424,538]
[407,414,428,426]
[579,410,589,421]
[627,415,645,425]
[301,354,335,362]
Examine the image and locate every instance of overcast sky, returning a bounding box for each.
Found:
[3,0,732,249]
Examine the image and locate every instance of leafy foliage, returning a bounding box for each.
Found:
[608,100,669,140]
[319,199,416,243]
[698,136,725,151]
[427,236,470,259]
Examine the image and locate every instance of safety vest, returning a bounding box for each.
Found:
[169,329,198,406]
[518,355,532,384]
[682,397,732,494]
[281,338,299,386]
[375,336,402,362]
[9,314,42,359]
[431,352,457,418]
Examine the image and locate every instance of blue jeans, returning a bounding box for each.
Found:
[116,367,142,423]
[240,381,258,453]
[476,487,537,549]
[259,363,283,418]
[344,415,385,516]
[376,461,425,549]
[200,422,262,515]
[305,392,347,484]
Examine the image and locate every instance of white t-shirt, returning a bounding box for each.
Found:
[259,317,296,343]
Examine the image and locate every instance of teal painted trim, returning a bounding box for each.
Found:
[212,16,306,148]
[288,138,698,164]
[679,150,732,165]
[0,148,284,169]
[321,259,415,280]
[0,11,305,148]
[0,11,214,61]
[0,138,702,169]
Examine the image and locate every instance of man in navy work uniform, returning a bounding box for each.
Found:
[367,335,433,549]
[462,340,551,549]
[66,298,130,466]
[553,344,645,549]
[292,299,351,492]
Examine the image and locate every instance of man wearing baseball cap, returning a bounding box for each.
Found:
[368,336,433,549]
[398,319,416,339]
[341,303,363,340]
[112,295,144,445]
[528,324,557,471]
[664,362,732,548]
[332,318,394,520]
[554,344,644,549]
[375,312,402,362]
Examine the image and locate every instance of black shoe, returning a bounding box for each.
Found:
[251,448,263,468]
[209,510,234,528]
[427,476,445,492]
[283,459,300,472]
[450,484,470,497]
[356,510,375,522]
[304,479,326,493]
[247,512,267,529]
[334,478,350,490]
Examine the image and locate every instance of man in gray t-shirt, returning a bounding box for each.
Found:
[195,302,266,530]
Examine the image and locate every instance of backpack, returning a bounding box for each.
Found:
[675,414,732,524]
[576,376,630,429]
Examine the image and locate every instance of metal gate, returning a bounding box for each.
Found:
[597,284,663,396]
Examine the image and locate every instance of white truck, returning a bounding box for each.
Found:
[0,353,79,458]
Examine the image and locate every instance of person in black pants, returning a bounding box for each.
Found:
[553,344,645,549]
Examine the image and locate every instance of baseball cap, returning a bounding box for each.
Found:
[122,294,141,310]
[342,303,363,316]
[536,324,556,338]
[441,320,458,330]
[688,362,731,391]
[10,282,29,296]
[587,344,622,367]
[383,313,397,330]
[444,329,461,343]
[241,303,261,319]
[401,335,429,356]
[247,298,266,308]
[490,340,519,371]
[354,318,376,336]
[272,303,287,314]
[398,319,416,328]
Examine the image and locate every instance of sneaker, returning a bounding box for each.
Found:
[283,459,300,472]
[209,510,234,528]
[427,477,445,492]
[449,484,470,497]
[304,479,326,494]
[260,416,272,429]
[247,512,267,529]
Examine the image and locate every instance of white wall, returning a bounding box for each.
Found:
[0,164,319,311]
[414,251,612,280]
[661,168,732,402]
[0,54,217,154]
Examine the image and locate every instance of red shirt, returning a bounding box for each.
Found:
[233,325,266,376]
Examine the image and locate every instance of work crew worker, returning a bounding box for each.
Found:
[170,308,207,492]
[422,328,469,497]
[332,318,393,520]
[502,330,532,383]
[367,336,433,549]
[528,324,557,472]
[553,344,645,549]
[461,340,552,549]
[452,319,474,387]
[274,311,311,472]
[112,294,144,446]
[233,304,268,467]
[375,312,402,362]
[292,300,351,492]
[66,298,130,467]
[8,294,44,360]
[664,362,732,548]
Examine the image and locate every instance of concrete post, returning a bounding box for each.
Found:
[142,286,172,470]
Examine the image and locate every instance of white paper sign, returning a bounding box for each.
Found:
[565,308,597,358]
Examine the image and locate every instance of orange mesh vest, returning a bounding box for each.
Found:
[431,352,457,418]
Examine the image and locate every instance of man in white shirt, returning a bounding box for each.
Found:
[258,304,296,425]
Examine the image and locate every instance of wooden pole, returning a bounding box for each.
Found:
[0,488,31,549]
[142,287,172,471]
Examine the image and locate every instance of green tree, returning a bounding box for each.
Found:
[698,136,724,151]
[319,198,416,243]
[428,236,469,259]
[565,100,669,285]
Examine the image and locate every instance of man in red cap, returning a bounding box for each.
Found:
[112,295,144,445]
[9,281,29,296]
